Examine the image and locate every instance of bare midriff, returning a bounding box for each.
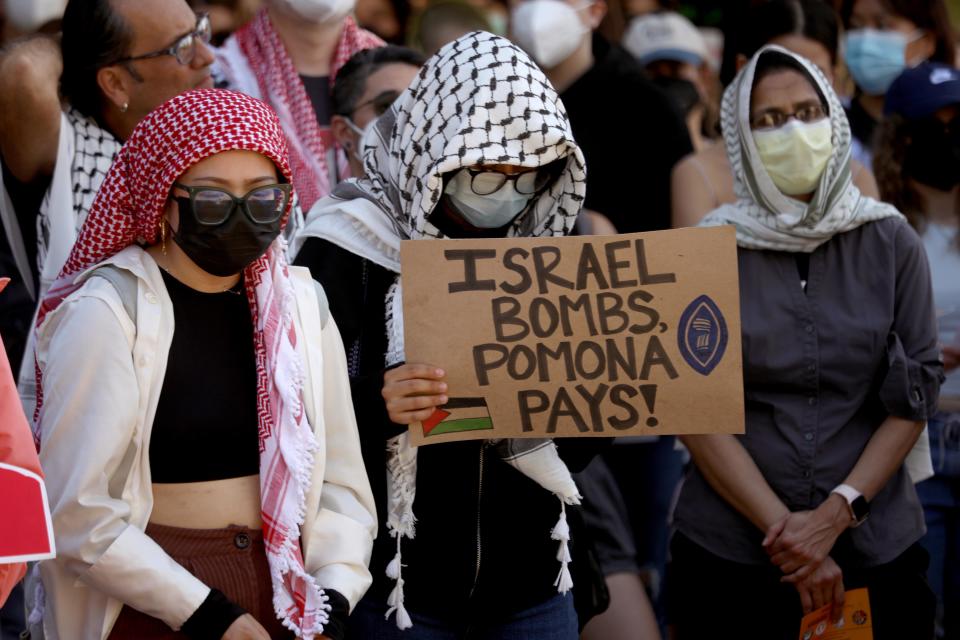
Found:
[149,474,262,529]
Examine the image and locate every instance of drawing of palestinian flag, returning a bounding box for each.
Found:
[422,397,495,437]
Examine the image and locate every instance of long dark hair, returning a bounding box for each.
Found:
[722,0,840,86]
[60,0,133,119]
[873,114,959,231]
[839,0,955,66]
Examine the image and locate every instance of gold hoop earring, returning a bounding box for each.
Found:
[160,219,167,255]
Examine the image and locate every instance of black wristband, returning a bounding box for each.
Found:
[181,588,246,640]
[321,589,350,640]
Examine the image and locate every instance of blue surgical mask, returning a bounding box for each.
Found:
[443,169,532,229]
[844,28,922,96]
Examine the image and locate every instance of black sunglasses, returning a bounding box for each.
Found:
[172,182,292,226]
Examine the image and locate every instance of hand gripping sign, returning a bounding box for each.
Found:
[401,226,745,445]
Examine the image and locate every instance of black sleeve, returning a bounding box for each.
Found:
[294,238,404,441]
[320,589,350,640]
[553,437,614,473]
[180,589,246,640]
[294,237,364,350]
[880,221,944,420]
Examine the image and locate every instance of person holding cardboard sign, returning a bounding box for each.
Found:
[294,31,604,638]
[669,46,942,640]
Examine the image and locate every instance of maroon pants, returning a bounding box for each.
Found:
[107,522,293,639]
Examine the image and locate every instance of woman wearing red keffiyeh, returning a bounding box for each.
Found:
[215,0,384,222]
[28,89,376,640]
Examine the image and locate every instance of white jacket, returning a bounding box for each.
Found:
[32,246,377,639]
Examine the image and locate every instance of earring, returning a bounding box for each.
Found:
[120,102,128,113]
[160,219,167,255]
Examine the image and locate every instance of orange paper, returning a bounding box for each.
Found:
[798,588,873,640]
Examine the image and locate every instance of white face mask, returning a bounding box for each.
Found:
[273,0,355,23]
[753,118,833,196]
[4,0,67,32]
[510,0,590,69]
[443,169,533,229]
[344,117,376,164]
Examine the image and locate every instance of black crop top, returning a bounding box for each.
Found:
[149,270,260,483]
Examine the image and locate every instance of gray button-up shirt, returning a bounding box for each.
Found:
[675,217,943,567]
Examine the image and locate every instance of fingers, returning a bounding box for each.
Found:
[781,565,813,583]
[384,364,445,383]
[382,366,449,425]
[762,517,788,548]
[386,395,449,425]
[830,572,846,623]
[797,583,813,615]
[811,582,830,612]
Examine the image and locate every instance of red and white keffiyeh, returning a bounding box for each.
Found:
[34,89,331,638]
[228,10,382,211]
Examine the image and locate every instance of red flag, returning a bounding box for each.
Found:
[0,277,54,605]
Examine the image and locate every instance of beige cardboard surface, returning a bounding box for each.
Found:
[400,226,744,445]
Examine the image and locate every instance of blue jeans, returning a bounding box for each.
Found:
[347,593,578,639]
[917,412,960,639]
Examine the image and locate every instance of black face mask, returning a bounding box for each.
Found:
[651,76,702,117]
[905,117,960,191]
[172,198,281,277]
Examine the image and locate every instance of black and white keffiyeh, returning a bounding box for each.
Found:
[36,108,120,284]
[700,46,900,252]
[332,30,586,244]
[18,108,121,413]
[295,31,587,629]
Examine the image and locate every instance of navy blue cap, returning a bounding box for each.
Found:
[884,62,960,120]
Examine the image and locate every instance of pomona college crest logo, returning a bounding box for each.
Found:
[677,295,728,375]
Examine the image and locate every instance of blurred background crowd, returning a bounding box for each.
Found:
[3,1,960,639]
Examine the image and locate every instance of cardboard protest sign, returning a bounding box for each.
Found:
[0,463,55,562]
[401,226,744,445]
[797,588,873,640]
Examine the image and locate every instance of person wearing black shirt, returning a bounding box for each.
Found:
[511,0,692,234]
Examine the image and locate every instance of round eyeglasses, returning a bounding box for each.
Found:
[751,103,828,130]
[115,13,212,68]
[172,182,292,226]
[465,167,557,196]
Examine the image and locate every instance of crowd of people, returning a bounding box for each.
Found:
[0,0,958,639]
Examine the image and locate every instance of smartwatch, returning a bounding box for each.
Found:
[831,484,870,527]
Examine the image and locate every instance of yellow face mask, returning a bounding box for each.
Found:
[752,118,833,196]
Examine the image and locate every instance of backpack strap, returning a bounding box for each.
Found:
[88,265,138,324]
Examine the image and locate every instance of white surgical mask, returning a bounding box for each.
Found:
[443,169,533,228]
[273,0,355,23]
[5,0,67,32]
[753,118,833,196]
[510,0,590,69]
[344,117,375,164]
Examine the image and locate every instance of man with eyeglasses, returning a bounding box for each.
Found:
[0,0,215,383]
[215,0,383,218]
[329,45,425,180]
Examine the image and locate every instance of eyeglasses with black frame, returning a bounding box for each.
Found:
[172,182,292,226]
[465,166,557,196]
[115,13,212,69]
[750,102,828,130]
[351,90,402,118]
